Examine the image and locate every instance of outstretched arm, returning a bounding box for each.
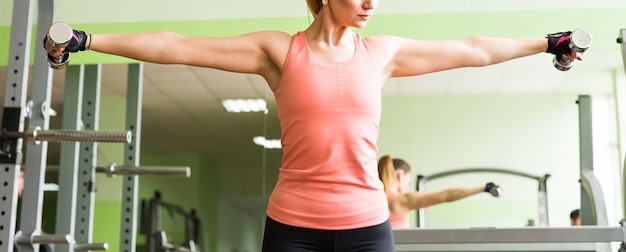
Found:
[46,29,291,79]
[390,185,490,216]
[381,36,546,77]
[367,33,581,78]
[407,186,484,208]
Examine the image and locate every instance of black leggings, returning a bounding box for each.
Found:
[262,216,395,252]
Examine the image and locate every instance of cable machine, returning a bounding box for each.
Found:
[416,169,551,228]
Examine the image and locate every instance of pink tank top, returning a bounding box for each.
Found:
[387,192,411,229]
[266,31,388,230]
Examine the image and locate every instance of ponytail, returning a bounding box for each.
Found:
[378,155,396,193]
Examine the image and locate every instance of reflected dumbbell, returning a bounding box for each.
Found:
[485,182,502,197]
[46,22,73,70]
[553,29,593,71]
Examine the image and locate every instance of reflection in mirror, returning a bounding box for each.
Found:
[0,63,272,251]
[377,94,584,228]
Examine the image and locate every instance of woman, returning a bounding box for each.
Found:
[378,155,500,229]
[45,0,581,250]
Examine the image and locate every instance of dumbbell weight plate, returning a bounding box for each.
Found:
[553,55,575,71]
[48,53,70,70]
[47,22,73,48]
[570,29,593,53]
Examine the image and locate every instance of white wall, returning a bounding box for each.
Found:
[378,92,623,227]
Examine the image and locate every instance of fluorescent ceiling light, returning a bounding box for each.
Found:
[221,99,267,113]
[253,136,282,149]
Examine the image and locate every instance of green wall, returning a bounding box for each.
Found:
[92,201,122,250]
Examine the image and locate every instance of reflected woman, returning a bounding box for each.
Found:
[378,155,501,228]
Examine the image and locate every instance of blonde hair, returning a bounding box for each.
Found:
[306,0,322,18]
[378,155,396,193]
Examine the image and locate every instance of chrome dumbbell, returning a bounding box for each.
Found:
[485,182,502,197]
[487,184,502,197]
[553,29,593,71]
[46,22,74,70]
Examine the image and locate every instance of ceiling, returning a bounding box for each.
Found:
[1,0,626,173]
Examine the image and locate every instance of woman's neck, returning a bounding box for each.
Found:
[305,10,353,46]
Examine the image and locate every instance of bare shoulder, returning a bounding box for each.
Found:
[364,35,405,50]
[230,30,292,54]
[255,30,292,39]
[254,30,293,49]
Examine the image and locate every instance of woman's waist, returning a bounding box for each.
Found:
[269,181,387,216]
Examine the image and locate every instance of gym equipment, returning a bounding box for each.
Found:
[46,22,72,70]
[0,0,77,251]
[551,29,593,71]
[577,95,609,226]
[153,231,199,252]
[140,191,204,252]
[119,63,144,252]
[416,169,551,228]
[0,128,131,145]
[619,28,626,224]
[56,64,101,252]
[96,164,191,177]
[394,225,626,251]
[14,233,74,248]
[73,243,109,251]
[50,64,191,252]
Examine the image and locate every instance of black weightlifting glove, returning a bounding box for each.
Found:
[484,182,497,193]
[484,182,501,197]
[67,30,89,52]
[546,31,572,56]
